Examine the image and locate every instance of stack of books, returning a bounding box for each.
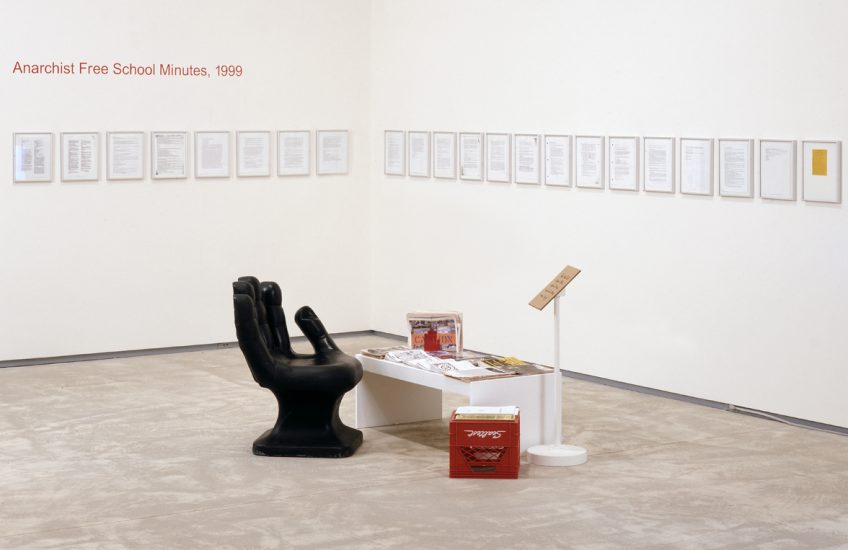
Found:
[453,405,519,420]
[406,311,463,353]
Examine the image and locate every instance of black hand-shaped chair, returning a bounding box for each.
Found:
[232,276,363,458]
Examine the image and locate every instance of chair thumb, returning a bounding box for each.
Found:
[294,306,339,353]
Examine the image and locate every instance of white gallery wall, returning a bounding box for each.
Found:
[2,0,847,431]
[0,0,372,360]
[369,0,848,428]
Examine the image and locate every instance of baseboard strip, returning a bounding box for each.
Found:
[562,369,848,437]
[0,330,378,369]
[2,330,844,437]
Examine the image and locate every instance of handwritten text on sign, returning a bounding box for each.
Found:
[528,265,581,311]
[12,61,243,78]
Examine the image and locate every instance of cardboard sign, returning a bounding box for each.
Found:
[528,265,581,310]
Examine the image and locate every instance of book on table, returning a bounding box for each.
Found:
[442,367,517,381]
[478,356,552,376]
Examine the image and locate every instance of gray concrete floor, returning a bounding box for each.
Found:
[1,333,847,549]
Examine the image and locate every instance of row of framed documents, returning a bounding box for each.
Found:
[384,131,842,203]
[12,130,350,183]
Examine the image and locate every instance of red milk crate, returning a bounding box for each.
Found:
[449,411,520,479]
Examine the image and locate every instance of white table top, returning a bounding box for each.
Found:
[356,354,475,396]
[356,354,551,397]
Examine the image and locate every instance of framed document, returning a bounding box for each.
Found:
[408,131,431,178]
[680,138,713,196]
[718,139,753,197]
[575,135,604,189]
[608,136,639,191]
[151,131,188,179]
[13,132,53,182]
[459,132,483,180]
[642,137,674,193]
[194,131,230,178]
[278,130,310,176]
[514,134,540,184]
[106,132,144,181]
[486,133,510,182]
[544,135,571,186]
[433,131,456,179]
[316,130,348,175]
[759,139,796,201]
[802,140,841,203]
[237,131,271,177]
[61,132,98,182]
[384,130,405,176]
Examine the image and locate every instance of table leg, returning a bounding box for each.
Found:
[468,373,557,452]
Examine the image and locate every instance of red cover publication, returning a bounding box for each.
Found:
[406,311,463,353]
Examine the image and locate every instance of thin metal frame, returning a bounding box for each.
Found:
[384,130,405,176]
[679,137,714,196]
[194,131,230,179]
[236,131,271,178]
[106,131,144,181]
[574,135,605,189]
[608,136,640,191]
[802,140,842,204]
[316,129,349,175]
[13,132,53,183]
[407,130,431,178]
[718,138,754,198]
[151,131,188,180]
[277,130,310,177]
[758,139,796,201]
[432,131,456,179]
[485,132,511,183]
[459,132,483,181]
[60,132,99,182]
[514,133,541,185]
[543,134,572,187]
[642,136,675,194]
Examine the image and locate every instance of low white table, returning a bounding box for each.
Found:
[354,354,558,452]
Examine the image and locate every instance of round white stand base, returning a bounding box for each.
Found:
[527,444,588,467]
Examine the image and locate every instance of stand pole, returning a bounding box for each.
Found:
[553,293,563,446]
[526,293,588,467]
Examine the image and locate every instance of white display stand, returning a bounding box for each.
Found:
[354,355,557,452]
[526,264,587,467]
[526,293,588,466]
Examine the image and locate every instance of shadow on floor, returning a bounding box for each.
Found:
[370,420,452,452]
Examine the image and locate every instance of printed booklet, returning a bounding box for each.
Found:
[406,311,463,353]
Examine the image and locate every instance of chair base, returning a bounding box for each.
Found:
[252,426,363,458]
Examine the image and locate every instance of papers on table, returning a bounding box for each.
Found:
[383,349,482,375]
[365,347,550,382]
